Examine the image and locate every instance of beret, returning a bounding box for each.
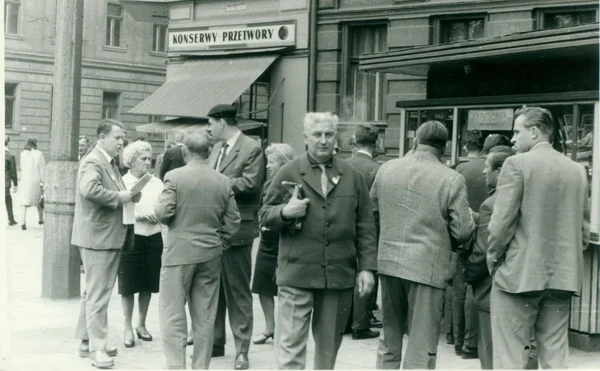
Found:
[207,104,237,119]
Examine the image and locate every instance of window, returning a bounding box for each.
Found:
[106,3,123,47]
[102,92,120,119]
[5,84,18,130]
[4,0,20,35]
[342,24,388,122]
[538,8,597,29]
[437,16,485,44]
[152,24,168,53]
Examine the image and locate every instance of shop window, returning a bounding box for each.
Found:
[106,2,123,47]
[434,15,486,44]
[235,70,270,123]
[102,92,120,119]
[342,24,387,122]
[152,24,168,53]
[5,84,18,130]
[537,8,597,29]
[4,0,20,35]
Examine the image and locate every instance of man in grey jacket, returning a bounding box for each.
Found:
[371,120,475,369]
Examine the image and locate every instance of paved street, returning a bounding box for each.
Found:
[2,211,599,370]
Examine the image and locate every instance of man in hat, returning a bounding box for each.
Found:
[207,104,265,370]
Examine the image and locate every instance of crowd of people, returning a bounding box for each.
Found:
[5,103,590,370]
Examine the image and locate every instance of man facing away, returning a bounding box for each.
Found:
[207,104,265,370]
[155,128,241,369]
[5,135,18,226]
[345,124,382,340]
[371,121,475,369]
[72,119,140,369]
[487,106,591,369]
[260,112,377,369]
[159,129,186,181]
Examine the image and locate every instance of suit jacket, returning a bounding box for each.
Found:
[371,151,475,289]
[5,148,18,188]
[260,153,377,289]
[464,192,495,312]
[208,133,264,246]
[455,158,487,212]
[155,160,241,267]
[71,146,129,250]
[159,144,186,181]
[488,143,591,294]
[345,152,380,189]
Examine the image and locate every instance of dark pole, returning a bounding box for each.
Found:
[41,0,84,299]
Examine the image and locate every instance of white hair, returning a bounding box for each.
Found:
[303,112,339,133]
[122,140,152,168]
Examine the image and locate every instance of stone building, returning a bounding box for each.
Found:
[4,0,167,159]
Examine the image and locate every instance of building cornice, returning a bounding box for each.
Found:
[4,51,167,76]
[317,0,599,24]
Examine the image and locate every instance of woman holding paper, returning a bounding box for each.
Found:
[118,140,164,348]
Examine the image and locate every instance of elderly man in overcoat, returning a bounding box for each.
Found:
[260,112,377,369]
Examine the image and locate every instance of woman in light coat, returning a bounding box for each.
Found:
[18,137,45,230]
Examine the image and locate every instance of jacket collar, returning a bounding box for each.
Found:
[299,153,345,199]
[412,150,442,163]
[530,142,552,152]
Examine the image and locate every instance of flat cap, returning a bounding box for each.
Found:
[207,104,237,119]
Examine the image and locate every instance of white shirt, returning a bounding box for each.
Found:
[356,149,373,158]
[95,145,113,164]
[122,171,164,236]
[216,130,242,169]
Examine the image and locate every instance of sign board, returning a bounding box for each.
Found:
[169,22,296,52]
[467,109,514,131]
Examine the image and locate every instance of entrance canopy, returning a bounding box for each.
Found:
[129,54,278,117]
[358,23,599,77]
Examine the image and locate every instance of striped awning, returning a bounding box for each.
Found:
[129,54,278,117]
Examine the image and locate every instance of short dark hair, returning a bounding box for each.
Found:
[5,136,10,146]
[222,117,237,126]
[488,145,514,171]
[25,137,38,150]
[515,106,554,135]
[482,134,511,155]
[354,125,379,147]
[464,130,484,152]
[183,130,212,159]
[97,119,124,137]
[416,121,448,150]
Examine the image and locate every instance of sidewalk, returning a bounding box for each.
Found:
[2,211,599,370]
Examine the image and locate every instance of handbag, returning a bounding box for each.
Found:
[38,183,45,209]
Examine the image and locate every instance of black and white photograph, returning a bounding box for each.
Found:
[2,0,600,370]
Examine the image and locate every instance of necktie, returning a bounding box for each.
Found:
[318,164,328,197]
[215,143,229,171]
[110,159,125,188]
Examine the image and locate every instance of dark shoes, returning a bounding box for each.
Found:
[369,318,383,328]
[136,328,153,341]
[252,332,274,344]
[212,345,225,357]
[446,333,455,345]
[21,224,26,230]
[352,329,380,340]
[234,352,249,370]
[187,330,194,345]
[454,345,463,356]
[79,340,118,358]
[90,350,114,369]
[8,220,17,226]
[461,347,479,359]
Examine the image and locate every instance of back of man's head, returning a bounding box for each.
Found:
[183,130,212,159]
[416,121,448,150]
[354,125,379,148]
[174,130,185,143]
[464,130,484,152]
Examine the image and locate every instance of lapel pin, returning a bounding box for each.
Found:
[332,176,339,185]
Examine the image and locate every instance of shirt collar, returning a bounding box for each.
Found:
[356,149,373,158]
[225,130,242,149]
[96,145,114,164]
[307,152,333,168]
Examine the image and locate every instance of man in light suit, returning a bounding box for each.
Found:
[156,129,241,369]
[371,121,475,369]
[72,119,140,369]
[488,107,591,369]
[260,112,377,369]
[207,104,265,370]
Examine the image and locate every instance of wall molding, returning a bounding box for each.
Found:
[4,67,164,87]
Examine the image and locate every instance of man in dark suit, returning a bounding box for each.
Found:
[260,112,377,369]
[159,130,186,181]
[488,107,590,368]
[156,129,241,369]
[5,136,18,226]
[207,104,265,370]
[72,119,140,369]
[345,125,381,340]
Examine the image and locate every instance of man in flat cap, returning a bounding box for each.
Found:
[207,104,265,370]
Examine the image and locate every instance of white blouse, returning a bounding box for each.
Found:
[122,171,164,236]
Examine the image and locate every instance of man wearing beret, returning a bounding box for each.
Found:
[207,104,265,370]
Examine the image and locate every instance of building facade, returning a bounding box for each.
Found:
[4,0,167,160]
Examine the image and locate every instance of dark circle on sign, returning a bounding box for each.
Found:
[278,26,289,40]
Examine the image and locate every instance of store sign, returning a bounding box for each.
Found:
[467,109,514,131]
[169,22,296,52]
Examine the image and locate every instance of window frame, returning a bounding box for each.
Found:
[105,2,124,48]
[4,0,21,36]
[102,91,121,120]
[151,23,168,53]
[432,13,487,45]
[341,22,389,122]
[5,83,19,131]
[534,6,599,30]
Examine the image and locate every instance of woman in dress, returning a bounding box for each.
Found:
[251,143,295,344]
[18,137,45,230]
[118,140,164,347]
